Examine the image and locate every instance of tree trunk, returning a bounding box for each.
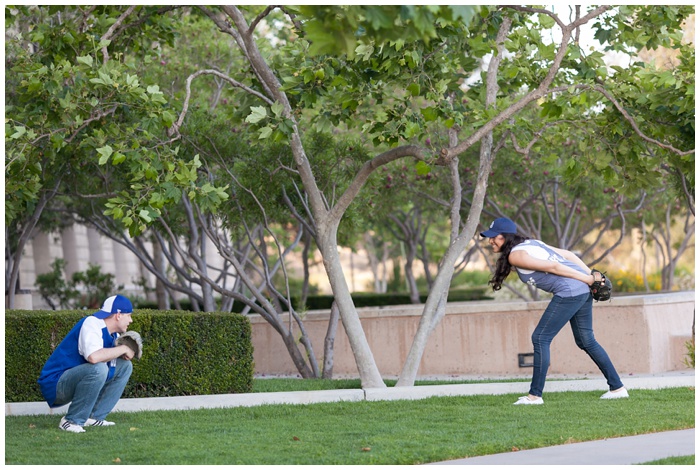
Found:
[404,244,421,304]
[153,240,171,309]
[6,177,61,308]
[396,16,512,386]
[322,301,340,378]
[318,227,385,388]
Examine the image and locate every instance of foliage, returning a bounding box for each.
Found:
[71,263,124,309]
[5,308,253,402]
[34,259,79,310]
[34,258,123,310]
[5,5,229,244]
[5,5,695,384]
[683,337,694,369]
[603,268,662,293]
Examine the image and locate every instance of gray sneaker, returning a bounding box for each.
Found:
[59,417,85,433]
[85,418,115,426]
[513,395,544,405]
[600,388,629,399]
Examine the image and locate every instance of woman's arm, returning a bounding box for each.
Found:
[549,245,590,272]
[508,249,595,285]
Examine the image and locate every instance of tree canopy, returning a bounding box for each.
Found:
[5,5,694,387]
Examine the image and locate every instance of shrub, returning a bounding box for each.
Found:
[5,309,254,402]
[34,259,123,310]
[683,337,695,369]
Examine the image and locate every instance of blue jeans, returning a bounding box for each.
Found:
[54,359,132,425]
[529,293,624,397]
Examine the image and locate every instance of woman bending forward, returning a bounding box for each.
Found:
[480,217,628,405]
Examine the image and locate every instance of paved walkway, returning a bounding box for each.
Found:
[6,371,695,465]
[429,429,695,465]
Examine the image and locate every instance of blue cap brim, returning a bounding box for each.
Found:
[480,229,500,238]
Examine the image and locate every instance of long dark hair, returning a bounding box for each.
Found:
[488,233,530,291]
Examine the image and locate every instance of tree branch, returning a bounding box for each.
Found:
[168,69,273,137]
[100,6,137,64]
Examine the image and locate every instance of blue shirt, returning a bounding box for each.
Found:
[37,316,117,407]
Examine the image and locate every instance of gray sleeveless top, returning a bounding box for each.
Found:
[511,240,590,298]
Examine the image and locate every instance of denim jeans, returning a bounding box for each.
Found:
[55,359,132,425]
[529,293,624,397]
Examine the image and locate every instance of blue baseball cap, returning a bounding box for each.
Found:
[93,295,133,319]
[480,217,517,238]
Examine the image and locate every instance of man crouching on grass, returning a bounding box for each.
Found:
[38,295,135,433]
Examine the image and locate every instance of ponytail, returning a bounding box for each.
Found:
[488,233,530,291]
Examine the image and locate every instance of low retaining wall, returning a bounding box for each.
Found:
[250,292,695,377]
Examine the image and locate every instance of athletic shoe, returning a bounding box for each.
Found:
[600,388,629,399]
[59,417,85,433]
[513,395,544,405]
[85,418,116,426]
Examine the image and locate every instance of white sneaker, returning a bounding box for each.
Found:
[59,417,85,433]
[513,395,544,405]
[601,388,629,399]
[85,418,115,426]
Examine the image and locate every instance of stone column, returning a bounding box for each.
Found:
[61,225,89,278]
[86,227,116,275]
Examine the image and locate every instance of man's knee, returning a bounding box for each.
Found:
[85,362,110,380]
[115,358,133,378]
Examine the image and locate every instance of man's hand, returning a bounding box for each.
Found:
[114,331,143,360]
[120,344,135,361]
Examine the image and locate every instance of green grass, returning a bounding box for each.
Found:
[251,377,529,392]
[5,387,694,465]
[639,455,695,465]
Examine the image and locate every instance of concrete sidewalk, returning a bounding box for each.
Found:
[6,371,695,465]
[7,371,694,416]
[429,428,695,465]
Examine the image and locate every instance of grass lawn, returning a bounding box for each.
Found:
[250,377,530,392]
[640,455,695,465]
[5,386,694,465]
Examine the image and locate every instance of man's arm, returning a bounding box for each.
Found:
[87,344,134,363]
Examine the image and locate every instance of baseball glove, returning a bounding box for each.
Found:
[114,331,143,360]
[590,269,612,302]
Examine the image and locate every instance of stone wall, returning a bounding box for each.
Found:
[249,291,695,378]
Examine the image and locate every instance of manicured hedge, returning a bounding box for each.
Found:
[5,309,254,403]
[304,288,492,310]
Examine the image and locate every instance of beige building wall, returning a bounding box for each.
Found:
[249,292,695,378]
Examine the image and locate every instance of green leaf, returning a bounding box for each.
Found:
[245,106,267,124]
[403,121,420,139]
[271,102,285,118]
[161,110,175,127]
[96,145,114,165]
[10,126,26,140]
[76,55,93,67]
[258,126,273,139]
[138,209,152,223]
[355,43,375,61]
[111,152,126,165]
[407,83,420,96]
[538,13,555,29]
[415,161,431,176]
[421,107,438,122]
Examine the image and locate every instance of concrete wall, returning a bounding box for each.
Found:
[249,291,695,378]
